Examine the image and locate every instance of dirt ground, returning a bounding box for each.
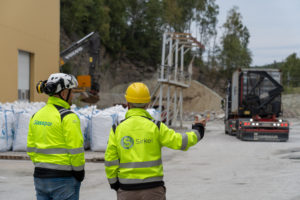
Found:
[1,118,300,200]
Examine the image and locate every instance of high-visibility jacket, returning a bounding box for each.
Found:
[105,108,203,190]
[27,96,85,179]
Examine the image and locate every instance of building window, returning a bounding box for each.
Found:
[18,50,31,101]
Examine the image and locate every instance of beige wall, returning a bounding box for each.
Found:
[0,0,60,102]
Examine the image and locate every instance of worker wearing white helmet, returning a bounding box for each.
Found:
[105,82,206,200]
[36,73,78,103]
[27,73,85,200]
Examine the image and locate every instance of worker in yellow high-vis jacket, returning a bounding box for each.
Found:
[105,82,206,200]
[27,73,85,200]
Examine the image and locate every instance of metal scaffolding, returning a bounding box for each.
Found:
[151,32,204,127]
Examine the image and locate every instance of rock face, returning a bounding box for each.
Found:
[60,29,157,94]
[99,58,157,93]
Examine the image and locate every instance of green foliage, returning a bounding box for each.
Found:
[281,53,300,87]
[61,0,110,39]
[60,0,219,67]
[163,0,183,31]
[60,62,73,74]
[283,87,300,94]
[219,7,252,78]
[196,0,219,46]
[252,61,284,69]
[123,0,164,65]
[103,0,127,53]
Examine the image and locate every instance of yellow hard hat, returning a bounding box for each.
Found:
[125,82,151,103]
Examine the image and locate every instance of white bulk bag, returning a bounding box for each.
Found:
[0,111,7,151]
[0,111,14,151]
[147,108,161,121]
[117,111,126,124]
[90,112,114,151]
[75,112,90,150]
[13,112,32,151]
[5,111,14,151]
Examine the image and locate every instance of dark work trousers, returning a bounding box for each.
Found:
[117,186,166,200]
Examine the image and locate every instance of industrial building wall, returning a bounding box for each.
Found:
[0,0,60,102]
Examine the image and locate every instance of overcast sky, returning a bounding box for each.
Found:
[215,0,300,66]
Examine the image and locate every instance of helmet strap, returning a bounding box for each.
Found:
[58,92,65,101]
[58,89,71,103]
[66,89,72,103]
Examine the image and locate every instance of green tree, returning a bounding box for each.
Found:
[281,53,300,87]
[219,6,252,78]
[195,0,219,66]
[60,0,222,67]
[163,0,183,31]
[61,0,110,38]
[196,0,219,46]
[103,0,127,54]
[122,0,163,64]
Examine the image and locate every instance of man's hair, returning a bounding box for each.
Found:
[128,103,148,108]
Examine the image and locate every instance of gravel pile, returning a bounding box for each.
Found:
[282,94,300,118]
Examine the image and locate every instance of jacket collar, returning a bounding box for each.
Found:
[47,96,70,109]
[125,108,153,119]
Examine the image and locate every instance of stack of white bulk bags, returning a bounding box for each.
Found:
[11,101,44,151]
[0,102,162,152]
[103,104,127,124]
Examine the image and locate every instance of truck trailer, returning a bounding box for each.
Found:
[224,68,289,141]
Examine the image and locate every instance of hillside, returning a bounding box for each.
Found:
[61,29,225,115]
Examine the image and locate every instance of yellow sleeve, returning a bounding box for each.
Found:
[159,122,201,151]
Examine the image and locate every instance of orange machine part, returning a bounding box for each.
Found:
[77,75,91,88]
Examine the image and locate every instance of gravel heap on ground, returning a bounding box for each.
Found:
[282,94,300,118]
[96,79,224,121]
[182,80,222,113]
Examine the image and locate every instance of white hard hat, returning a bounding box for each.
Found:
[44,73,78,95]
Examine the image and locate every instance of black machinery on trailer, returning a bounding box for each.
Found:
[223,68,289,141]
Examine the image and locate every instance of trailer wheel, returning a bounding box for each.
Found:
[236,132,240,139]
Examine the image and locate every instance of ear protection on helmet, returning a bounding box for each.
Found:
[36,80,47,94]
[36,73,77,96]
[36,79,65,96]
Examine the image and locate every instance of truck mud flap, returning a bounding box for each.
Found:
[238,131,289,142]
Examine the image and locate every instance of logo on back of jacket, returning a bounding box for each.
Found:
[121,136,153,149]
[33,120,52,126]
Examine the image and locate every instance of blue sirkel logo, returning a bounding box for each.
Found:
[121,136,134,149]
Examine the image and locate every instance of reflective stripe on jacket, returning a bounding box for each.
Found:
[104,108,201,187]
[27,96,85,171]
